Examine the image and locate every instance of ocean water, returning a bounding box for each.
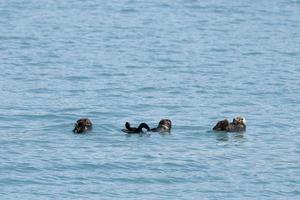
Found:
[0,0,300,199]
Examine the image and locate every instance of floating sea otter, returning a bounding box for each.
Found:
[73,118,93,133]
[150,119,172,133]
[213,116,246,132]
[122,119,172,134]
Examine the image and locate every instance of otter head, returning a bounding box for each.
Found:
[158,119,172,131]
[213,119,229,131]
[233,116,246,125]
[73,118,93,133]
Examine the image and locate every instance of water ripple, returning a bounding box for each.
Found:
[0,0,299,199]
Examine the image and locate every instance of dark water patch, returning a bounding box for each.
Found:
[119,8,139,14]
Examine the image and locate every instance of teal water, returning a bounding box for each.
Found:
[1,0,300,199]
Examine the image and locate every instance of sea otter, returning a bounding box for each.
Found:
[150,119,172,133]
[122,119,172,134]
[73,118,93,134]
[213,116,246,132]
[121,122,151,134]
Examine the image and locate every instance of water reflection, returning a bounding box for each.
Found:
[214,131,245,142]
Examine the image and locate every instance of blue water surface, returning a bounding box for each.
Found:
[0,0,300,199]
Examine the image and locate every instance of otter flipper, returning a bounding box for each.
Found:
[122,122,150,134]
[125,122,131,130]
[137,123,150,132]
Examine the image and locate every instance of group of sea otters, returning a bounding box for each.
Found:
[73,117,246,134]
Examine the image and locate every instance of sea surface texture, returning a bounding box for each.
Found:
[0,0,299,199]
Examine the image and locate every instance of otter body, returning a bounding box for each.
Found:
[213,117,246,132]
[213,119,229,131]
[73,118,93,134]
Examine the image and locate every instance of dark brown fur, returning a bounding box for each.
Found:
[122,122,150,134]
[213,119,229,131]
[73,118,93,134]
[151,119,172,133]
[213,117,246,132]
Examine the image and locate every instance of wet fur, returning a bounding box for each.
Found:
[73,118,93,134]
[122,122,150,134]
[213,117,246,132]
[122,119,172,134]
[212,119,229,131]
[151,119,172,133]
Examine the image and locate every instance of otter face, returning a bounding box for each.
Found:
[73,118,93,134]
[213,119,229,131]
[158,119,172,130]
[233,116,246,125]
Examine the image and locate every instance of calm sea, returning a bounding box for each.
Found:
[0,0,299,199]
